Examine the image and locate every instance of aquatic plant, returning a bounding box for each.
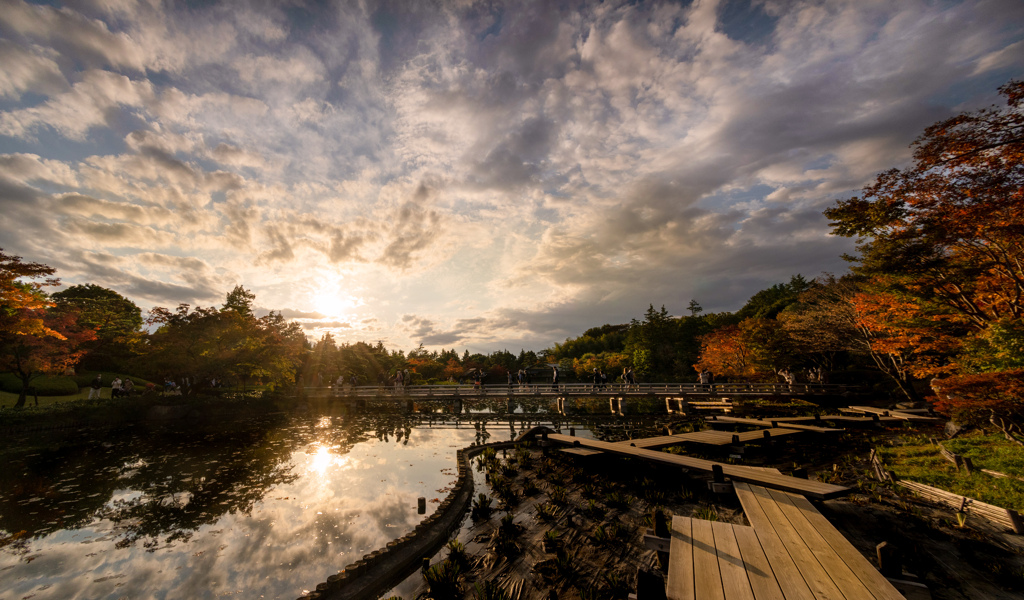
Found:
[471,493,493,520]
[581,483,597,498]
[544,529,560,543]
[423,559,463,600]
[603,570,630,600]
[473,580,512,600]
[550,486,568,505]
[693,504,719,522]
[592,524,609,544]
[604,491,627,509]
[446,539,469,569]
[584,499,604,519]
[535,502,558,522]
[522,478,539,496]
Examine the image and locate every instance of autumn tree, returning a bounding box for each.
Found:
[827,80,1024,411]
[694,318,794,381]
[0,249,95,407]
[826,80,1024,326]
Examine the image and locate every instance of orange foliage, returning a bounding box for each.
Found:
[850,289,961,380]
[932,370,1024,446]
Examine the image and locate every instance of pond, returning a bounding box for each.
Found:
[0,410,585,600]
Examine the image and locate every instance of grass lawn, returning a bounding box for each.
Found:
[878,432,1024,512]
[0,388,94,409]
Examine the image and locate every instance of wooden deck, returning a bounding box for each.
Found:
[663,484,904,599]
[617,427,803,449]
[545,433,848,499]
[704,416,844,434]
[841,406,938,422]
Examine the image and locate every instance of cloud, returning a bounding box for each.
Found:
[0,0,1022,353]
[0,40,68,98]
[0,69,155,140]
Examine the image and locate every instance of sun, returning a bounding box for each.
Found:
[311,282,360,318]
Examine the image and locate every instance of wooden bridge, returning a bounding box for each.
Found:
[300,382,854,400]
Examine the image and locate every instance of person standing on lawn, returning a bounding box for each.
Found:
[88,374,103,400]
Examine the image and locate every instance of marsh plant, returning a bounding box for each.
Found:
[584,499,604,519]
[522,478,539,496]
[473,580,512,600]
[550,486,568,505]
[471,493,493,520]
[694,504,719,522]
[535,502,558,522]
[423,559,463,600]
[446,539,469,569]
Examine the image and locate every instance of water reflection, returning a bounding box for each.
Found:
[0,414,478,600]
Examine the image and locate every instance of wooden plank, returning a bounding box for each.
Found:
[705,416,844,433]
[732,526,785,600]
[691,518,725,600]
[733,483,816,600]
[744,485,846,600]
[711,522,755,600]
[667,516,695,600]
[779,492,922,600]
[559,447,603,456]
[616,428,803,449]
[762,487,880,600]
[845,406,938,421]
[546,434,849,499]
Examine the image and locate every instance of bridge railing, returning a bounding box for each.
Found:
[298,381,852,398]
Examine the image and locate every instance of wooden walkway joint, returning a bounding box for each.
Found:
[661,483,905,599]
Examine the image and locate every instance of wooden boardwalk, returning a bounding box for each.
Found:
[663,484,904,600]
[842,406,938,422]
[545,433,848,499]
[704,416,844,433]
[616,427,803,449]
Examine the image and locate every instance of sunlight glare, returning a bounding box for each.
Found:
[308,444,351,477]
[312,280,361,319]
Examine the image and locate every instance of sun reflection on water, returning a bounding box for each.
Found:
[308,444,352,477]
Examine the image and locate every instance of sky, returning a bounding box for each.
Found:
[1,0,1022,354]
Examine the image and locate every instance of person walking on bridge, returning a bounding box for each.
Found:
[551,366,559,391]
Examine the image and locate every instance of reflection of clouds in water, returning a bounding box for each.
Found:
[0,418,481,599]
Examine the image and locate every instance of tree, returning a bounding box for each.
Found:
[0,250,95,407]
[825,80,1024,328]
[932,371,1024,447]
[223,285,256,317]
[51,284,143,370]
[735,275,811,320]
[694,318,794,381]
[143,290,303,396]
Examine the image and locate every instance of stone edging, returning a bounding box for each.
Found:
[297,436,537,600]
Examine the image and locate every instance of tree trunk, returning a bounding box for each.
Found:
[14,373,31,409]
[990,411,1024,447]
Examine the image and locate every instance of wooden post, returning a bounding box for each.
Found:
[569,427,576,437]
[731,434,740,444]
[876,541,902,578]
[793,468,808,479]
[712,464,725,484]
[418,497,426,514]
[1008,509,1023,534]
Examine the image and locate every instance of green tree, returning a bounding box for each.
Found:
[51,284,143,371]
